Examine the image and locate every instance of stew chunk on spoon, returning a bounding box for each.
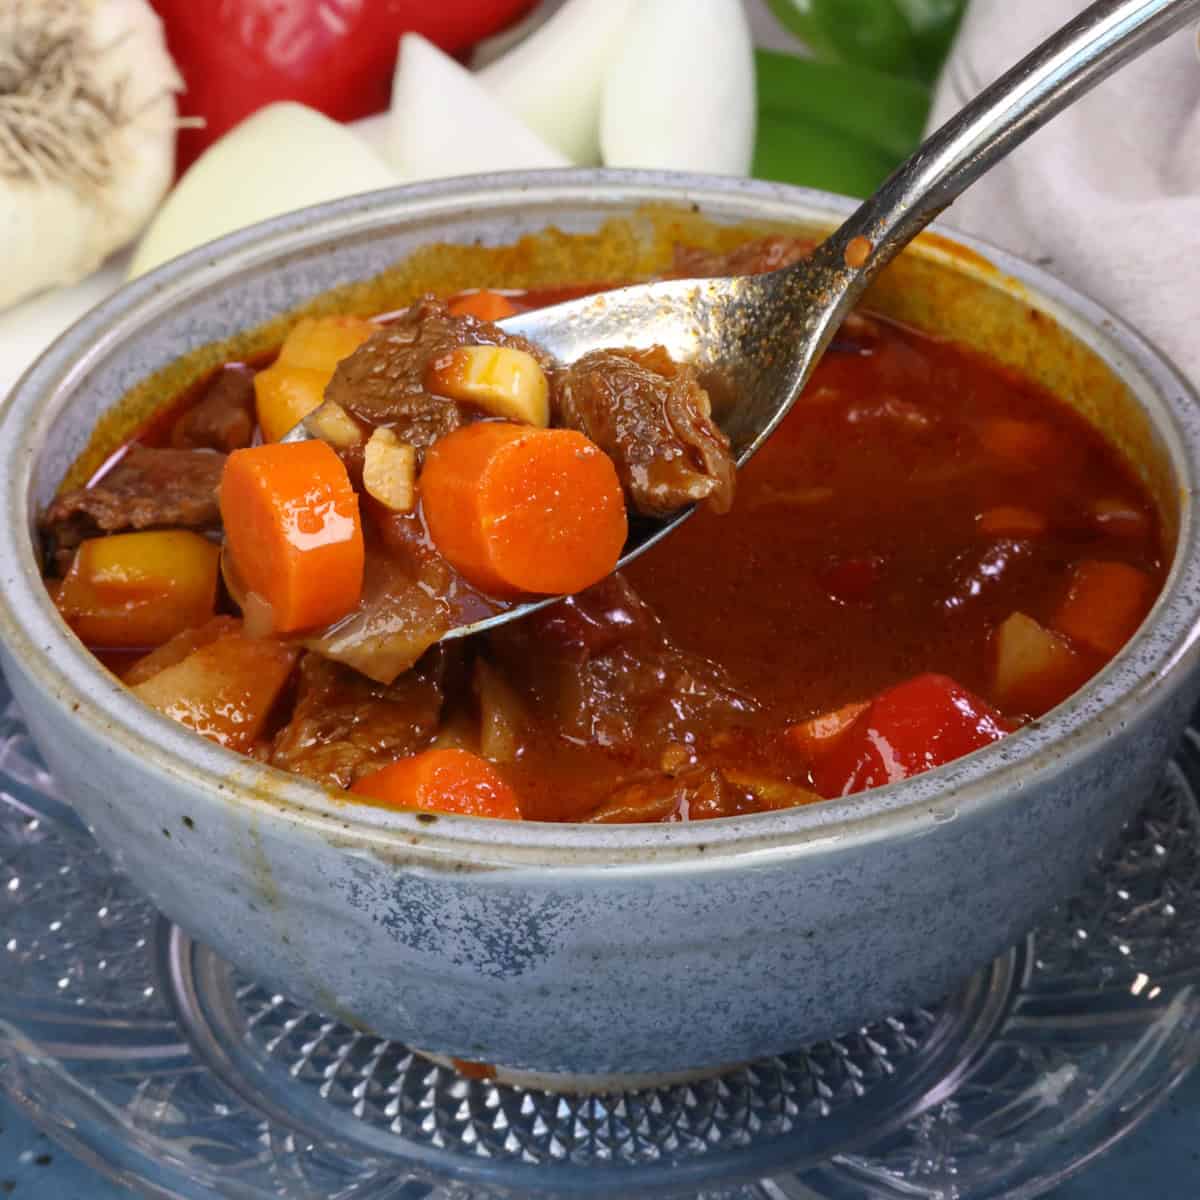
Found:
[40,238,1165,822]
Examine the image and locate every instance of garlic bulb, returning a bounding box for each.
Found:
[0,0,180,310]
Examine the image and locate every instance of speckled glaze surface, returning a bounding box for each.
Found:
[1,172,1199,1077]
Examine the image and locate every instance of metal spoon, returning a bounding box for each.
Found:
[293,0,1200,638]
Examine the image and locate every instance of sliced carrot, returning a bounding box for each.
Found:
[131,632,298,752]
[420,423,627,596]
[979,418,1056,466]
[219,440,364,634]
[992,612,1091,717]
[1053,559,1154,656]
[447,290,520,322]
[977,506,1047,538]
[350,748,522,819]
[787,701,868,761]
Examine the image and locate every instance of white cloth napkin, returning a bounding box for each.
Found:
[927,1,1200,385]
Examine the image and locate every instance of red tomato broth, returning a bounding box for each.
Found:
[496,309,1164,818]
[52,284,1166,822]
[626,320,1162,710]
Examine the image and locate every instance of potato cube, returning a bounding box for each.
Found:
[992,611,1089,716]
[255,316,375,443]
[131,633,298,751]
[56,530,219,648]
[276,316,376,371]
[362,428,416,512]
[425,345,549,427]
[304,400,363,449]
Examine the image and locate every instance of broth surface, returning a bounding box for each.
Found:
[42,257,1165,823]
[498,306,1164,818]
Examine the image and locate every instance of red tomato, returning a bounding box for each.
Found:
[811,674,1011,799]
[153,0,540,171]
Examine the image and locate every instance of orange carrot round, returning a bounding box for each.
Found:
[1053,559,1153,657]
[447,290,520,322]
[351,748,522,819]
[420,423,627,596]
[977,506,1047,538]
[220,440,364,634]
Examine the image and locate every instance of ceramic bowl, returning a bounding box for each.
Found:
[2,172,1199,1085]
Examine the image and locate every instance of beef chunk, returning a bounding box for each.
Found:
[554,346,735,517]
[325,297,549,454]
[584,766,748,823]
[489,574,756,752]
[672,235,815,278]
[171,366,255,453]
[270,650,448,788]
[41,446,224,569]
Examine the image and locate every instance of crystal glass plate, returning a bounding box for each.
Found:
[1,676,1199,1200]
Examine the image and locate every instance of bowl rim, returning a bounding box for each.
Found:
[2,167,1199,870]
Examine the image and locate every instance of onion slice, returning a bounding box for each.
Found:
[478,0,637,164]
[386,34,568,181]
[129,103,397,278]
[219,545,276,640]
[600,0,756,175]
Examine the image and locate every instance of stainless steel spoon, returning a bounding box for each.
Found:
[293,0,1200,638]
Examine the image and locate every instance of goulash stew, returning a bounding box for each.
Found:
[40,238,1165,821]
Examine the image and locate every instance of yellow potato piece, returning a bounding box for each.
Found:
[276,316,377,371]
[131,633,298,751]
[426,345,549,427]
[992,611,1087,717]
[305,400,363,449]
[255,316,375,442]
[254,366,326,444]
[56,530,219,648]
[362,428,416,513]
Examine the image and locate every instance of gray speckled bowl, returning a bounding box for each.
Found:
[1,172,1199,1083]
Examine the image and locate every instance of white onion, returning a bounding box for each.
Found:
[600,0,756,176]
[478,0,637,164]
[129,102,397,278]
[0,0,180,309]
[386,34,567,181]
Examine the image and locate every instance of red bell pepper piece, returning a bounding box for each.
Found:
[152,0,540,171]
[811,673,1011,799]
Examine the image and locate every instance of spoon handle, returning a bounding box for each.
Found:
[826,0,1200,277]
